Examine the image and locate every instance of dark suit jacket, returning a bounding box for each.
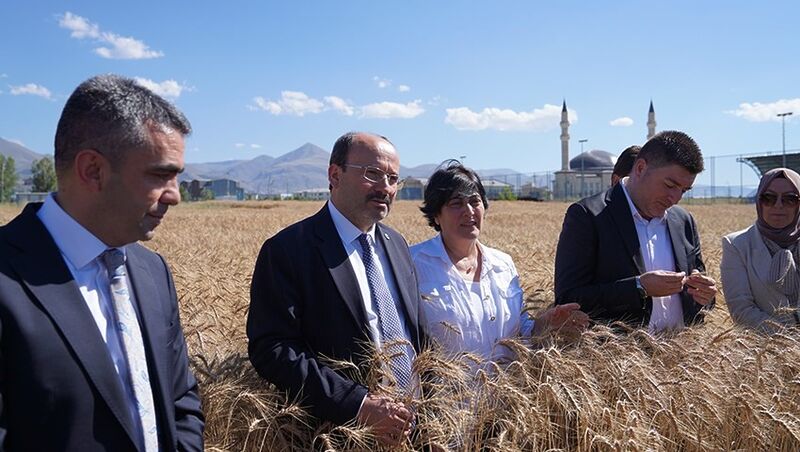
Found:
[247,204,423,425]
[0,203,204,451]
[554,184,713,326]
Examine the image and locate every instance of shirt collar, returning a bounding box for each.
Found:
[416,233,499,274]
[620,177,668,225]
[327,201,376,246]
[36,193,125,270]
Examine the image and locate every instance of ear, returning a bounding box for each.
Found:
[632,158,647,178]
[328,164,342,189]
[73,149,111,192]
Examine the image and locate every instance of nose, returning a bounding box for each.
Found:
[465,202,476,216]
[160,177,181,206]
[667,187,683,206]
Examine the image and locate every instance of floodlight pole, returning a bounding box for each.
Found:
[778,112,793,168]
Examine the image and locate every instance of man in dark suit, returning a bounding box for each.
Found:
[0,75,204,451]
[555,131,717,331]
[248,132,422,447]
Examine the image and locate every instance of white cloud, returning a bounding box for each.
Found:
[360,100,425,119]
[324,96,354,116]
[726,98,800,123]
[58,12,163,59]
[398,84,410,92]
[373,76,391,89]
[445,103,575,131]
[251,91,324,116]
[610,116,634,127]
[10,83,52,99]
[250,144,261,149]
[134,77,188,99]
[235,143,246,148]
[0,73,8,78]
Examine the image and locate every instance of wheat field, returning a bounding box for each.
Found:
[2,200,799,451]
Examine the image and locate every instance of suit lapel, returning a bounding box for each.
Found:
[750,226,777,287]
[125,247,172,444]
[5,204,139,446]
[313,206,370,336]
[375,225,419,339]
[667,211,689,274]
[608,184,646,273]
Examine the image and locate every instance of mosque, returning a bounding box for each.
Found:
[553,100,657,200]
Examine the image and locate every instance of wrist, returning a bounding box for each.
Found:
[635,276,648,299]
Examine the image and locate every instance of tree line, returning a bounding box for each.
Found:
[0,156,58,202]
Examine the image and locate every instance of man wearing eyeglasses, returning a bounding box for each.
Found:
[247,132,422,447]
[555,130,717,332]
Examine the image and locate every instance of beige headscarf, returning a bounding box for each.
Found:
[756,168,800,300]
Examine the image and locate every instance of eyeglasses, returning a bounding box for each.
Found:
[343,164,401,186]
[759,192,800,207]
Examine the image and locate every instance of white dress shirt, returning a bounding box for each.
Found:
[620,178,685,332]
[327,201,415,355]
[37,193,147,443]
[410,234,534,362]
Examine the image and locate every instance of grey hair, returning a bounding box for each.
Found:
[54,74,191,173]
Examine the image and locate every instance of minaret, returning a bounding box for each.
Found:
[647,100,656,140]
[560,100,570,171]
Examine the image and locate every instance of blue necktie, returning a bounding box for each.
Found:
[357,233,415,394]
[102,249,159,452]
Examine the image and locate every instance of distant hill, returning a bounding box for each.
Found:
[181,143,329,194]
[180,143,537,194]
[0,137,47,178]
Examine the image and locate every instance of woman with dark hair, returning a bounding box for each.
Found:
[721,167,800,333]
[410,161,588,361]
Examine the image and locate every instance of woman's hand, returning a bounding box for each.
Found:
[533,303,590,339]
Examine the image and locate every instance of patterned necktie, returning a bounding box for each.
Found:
[357,233,415,394]
[101,249,159,452]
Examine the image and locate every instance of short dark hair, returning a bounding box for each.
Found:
[54,74,191,174]
[613,145,641,178]
[638,130,704,174]
[420,160,488,231]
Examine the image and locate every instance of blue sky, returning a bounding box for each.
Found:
[1,1,798,187]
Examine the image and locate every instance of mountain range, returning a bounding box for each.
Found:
[180,143,522,194]
[0,138,526,194]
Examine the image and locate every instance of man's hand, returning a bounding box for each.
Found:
[357,394,414,446]
[534,303,590,338]
[639,270,686,297]
[685,270,717,306]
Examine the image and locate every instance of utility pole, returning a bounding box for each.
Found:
[778,112,793,167]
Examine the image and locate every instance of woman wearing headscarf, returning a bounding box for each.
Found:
[721,167,800,333]
[410,161,588,362]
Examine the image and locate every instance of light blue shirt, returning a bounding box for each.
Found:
[37,194,147,447]
[620,178,685,331]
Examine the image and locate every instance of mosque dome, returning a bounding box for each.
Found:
[569,149,615,170]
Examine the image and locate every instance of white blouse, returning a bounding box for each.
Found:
[410,234,534,362]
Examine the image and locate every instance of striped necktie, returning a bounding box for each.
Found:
[102,249,159,452]
[357,233,415,394]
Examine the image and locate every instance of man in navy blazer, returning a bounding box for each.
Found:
[554,131,717,331]
[0,75,204,451]
[248,132,423,447]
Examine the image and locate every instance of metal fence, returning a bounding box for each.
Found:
[477,150,800,203]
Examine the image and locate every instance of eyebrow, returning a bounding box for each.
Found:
[151,163,184,174]
[667,177,692,191]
